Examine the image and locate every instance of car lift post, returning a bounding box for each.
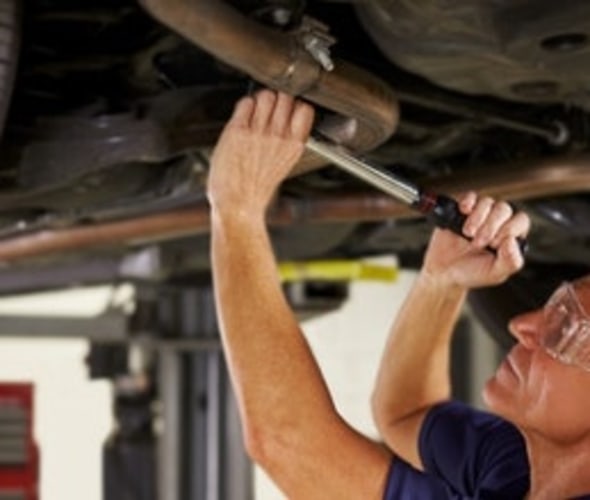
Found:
[0,281,253,500]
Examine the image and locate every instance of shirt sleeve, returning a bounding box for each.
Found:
[383,457,459,500]
[418,401,529,498]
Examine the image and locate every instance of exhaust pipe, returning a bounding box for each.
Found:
[137,0,399,172]
[1,154,590,263]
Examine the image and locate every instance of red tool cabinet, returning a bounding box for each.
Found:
[0,383,39,500]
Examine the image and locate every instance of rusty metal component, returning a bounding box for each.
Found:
[139,0,317,94]
[0,207,211,262]
[20,115,169,190]
[16,86,240,193]
[0,86,240,215]
[427,155,590,201]
[137,0,399,163]
[395,90,569,146]
[1,154,590,263]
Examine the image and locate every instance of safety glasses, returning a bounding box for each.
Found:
[540,282,590,371]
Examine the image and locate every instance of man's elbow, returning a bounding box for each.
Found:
[371,387,398,436]
[371,384,450,431]
[242,420,268,464]
[370,388,426,444]
[242,419,285,473]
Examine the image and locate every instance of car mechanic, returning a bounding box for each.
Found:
[206,89,590,499]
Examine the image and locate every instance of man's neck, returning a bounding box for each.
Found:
[524,430,590,499]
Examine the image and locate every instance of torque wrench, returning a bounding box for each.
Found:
[306,135,527,254]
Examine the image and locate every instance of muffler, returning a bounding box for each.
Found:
[137,0,400,173]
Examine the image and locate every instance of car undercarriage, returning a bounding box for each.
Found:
[0,0,588,344]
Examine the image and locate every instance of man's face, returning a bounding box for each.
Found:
[483,279,590,443]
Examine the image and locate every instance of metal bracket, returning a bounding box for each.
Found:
[296,16,336,71]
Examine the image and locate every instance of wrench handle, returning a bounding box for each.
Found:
[416,193,528,255]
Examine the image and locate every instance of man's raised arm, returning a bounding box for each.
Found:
[372,193,530,469]
[207,90,391,499]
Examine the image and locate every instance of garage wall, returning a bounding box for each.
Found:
[0,339,111,500]
[0,288,115,500]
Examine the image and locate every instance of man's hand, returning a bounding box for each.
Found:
[422,192,530,289]
[207,89,314,217]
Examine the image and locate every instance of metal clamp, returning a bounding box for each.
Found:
[296,16,336,71]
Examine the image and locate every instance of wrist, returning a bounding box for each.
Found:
[416,269,468,298]
[210,203,267,230]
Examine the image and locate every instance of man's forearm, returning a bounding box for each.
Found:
[211,209,365,490]
[211,209,391,498]
[372,271,466,462]
[211,209,335,431]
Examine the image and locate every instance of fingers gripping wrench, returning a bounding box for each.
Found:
[306,136,527,254]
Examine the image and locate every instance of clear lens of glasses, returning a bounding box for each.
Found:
[541,283,590,371]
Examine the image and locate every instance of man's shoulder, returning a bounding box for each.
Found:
[420,400,516,445]
[418,400,529,499]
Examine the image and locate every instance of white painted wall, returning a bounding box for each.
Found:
[0,287,118,500]
[0,339,111,500]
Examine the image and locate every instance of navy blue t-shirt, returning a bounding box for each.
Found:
[383,401,529,499]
